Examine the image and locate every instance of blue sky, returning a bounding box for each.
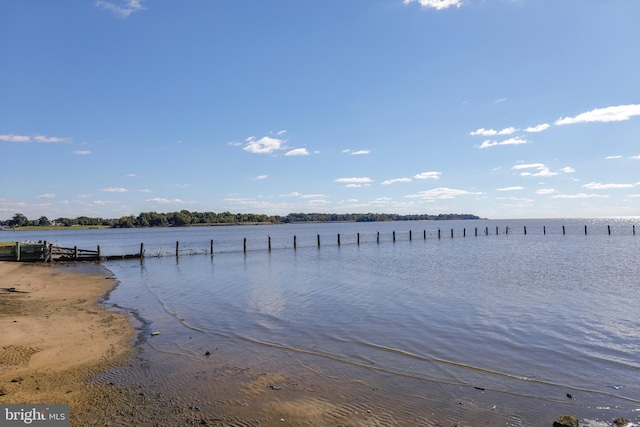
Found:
[1,0,639,220]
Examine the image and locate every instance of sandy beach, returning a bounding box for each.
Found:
[0,262,139,424]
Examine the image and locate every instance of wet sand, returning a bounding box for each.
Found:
[0,262,401,426]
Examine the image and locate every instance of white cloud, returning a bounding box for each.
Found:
[335,177,373,184]
[524,123,550,133]
[276,129,287,135]
[479,136,528,149]
[300,194,327,199]
[146,198,186,204]
[0,134,31,142]
[497,186,523,191]
[551,193,609,199]
[382,178,412,185]
[555,104,640,125]
[345,183,370,188]
[403,0,462,10]
[511,163,557,177]
[37,194,56,199]
[535,188,557,195]
[243,136,285,154]
[101,187,128,192]
[138,189,152,193]
[73,150,91,155]
[494,98,508,104]
[405,187,482,199]
[351,150,370,155]
[559,167,575,173]
[414,171,441,179]
[582,182,634,190]
[630,155,640,160]
[256,175,269,180]
[605,155,622,160]
[280,192,302,197]
[512,163,546,170]
[95,0,146,18]
[470,127,517,136]
[285,148,309,156]
[0,133,70,143]
[33,135,70,143]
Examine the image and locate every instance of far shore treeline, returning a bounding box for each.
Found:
[1,211,481,229]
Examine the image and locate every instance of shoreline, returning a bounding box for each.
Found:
[0,262,137,424]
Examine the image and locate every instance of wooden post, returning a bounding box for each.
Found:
[294,235,297,250]
[409,230,412,241]
[475,227,478,237]
[607,225,611,235]
[450,228,453,238]
[543,226,546,235]
[317,234,321,248]
[74,246,78,259]
[584,225,588,235]
[438,228,441,239]
[15,242,20,261]
[485,226,489,236]
[376,231,380,244]
[393,231,396,242]
[524,226,527,235]
[140,243,144,258]
[423,229,426,240]
[563,225,566,235]
[496,226,499,235]
[176,241,179,257]
[357,233,360,245]
[244,238,247,253]
[210,239,214,255]
[506,226,509,235]
[463,228,466,237]
[268,235,272,251]
[634,225,636,236]
[97,245,101,259]
[337,233,341,246]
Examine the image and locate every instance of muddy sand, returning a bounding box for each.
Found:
[1,262,417,426]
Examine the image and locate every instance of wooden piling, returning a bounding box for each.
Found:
[140,243,144,258]
[524,226,527,235]
[438,228,441,239]
[634,225,636,236]
[463,228,466,237]
[15,242,20,261]
[337,233,341,246]
[563,225,566,235]
[244,238,247,253]
[357,232,360,245]
[450,228,453,238]
[496,226,499,235]
[317,234,321,248]
[268,236,272,251]
[585,225,588,235]
[393,231,396,242]
[409,230,412,241]
[97,245,101,258]
[376,231,380,244]
[475,227,478,237]
[607,225,611,235]
[210,239,214,255]
[506,226,509,235]
[485,226,489,236]
[294,235,297,249]
[543,226,546,235]
[74,246,78,259]
[423,229,426,240]
[176,241,179,257]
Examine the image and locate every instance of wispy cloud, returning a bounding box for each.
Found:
[403,0,462,10]
[256,175,269,180]
[551,193,608,199]
[630,155,640,160]
[335,177,373,188]
[511,163,557,177]
[497,186,523,191]
[343,149,370,155]
[555,104,640,125]
[535,188,557,195]
[605,155,622,160]
[0,133,70,143]
[414,171,441,179]
[559,167,575,173]
[146,198,186,204]
[382,178,412,185]
[95,0,146,18]
[524,123,550,133]
[73,150,91,155]
[285,148,309,156]
[479,136,528,149]
[405,187,482,200]
[101,187,128,193]
[582,182,634,190]
[37,194,56,199]
[470,127,517,137]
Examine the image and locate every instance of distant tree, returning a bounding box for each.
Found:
[38,216,51,226]
[9,213,28,227]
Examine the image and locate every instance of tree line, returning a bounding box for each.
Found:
[1,211,480,229]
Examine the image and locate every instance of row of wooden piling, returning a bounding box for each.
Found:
[158,224,637,257]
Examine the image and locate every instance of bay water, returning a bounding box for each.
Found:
[4,218,640,426]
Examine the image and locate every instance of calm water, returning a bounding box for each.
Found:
[5,219,640,426]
